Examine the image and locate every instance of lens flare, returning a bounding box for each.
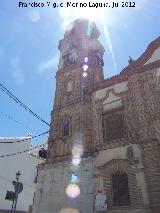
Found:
[71,173,78,184]
[66,183,80,198]
[82,72,88,78]
[84,57,88,63]
[70,164,79,172]
[72,157,81,166]
[60,208,80,213]
[102,20,117,71]
[72,144,83,157]
[86,26,93,36]
[83,64,88,71]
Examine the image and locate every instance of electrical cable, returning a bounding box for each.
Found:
[0,141,49,158]
[0,111,38,134]
[0,131,49,144]
[0,137,57,158]
[0,82,50,126]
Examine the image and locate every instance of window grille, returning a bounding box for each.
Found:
[102,108,125,142]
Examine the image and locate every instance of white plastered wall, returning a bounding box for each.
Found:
[145,47,160,65]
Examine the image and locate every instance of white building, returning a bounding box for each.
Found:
[0,137,45,212]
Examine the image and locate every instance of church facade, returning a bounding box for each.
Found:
[32,20,160,213]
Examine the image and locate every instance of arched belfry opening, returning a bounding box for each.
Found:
[112,172,130,206]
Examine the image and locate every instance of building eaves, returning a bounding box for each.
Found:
[91,36,160,93]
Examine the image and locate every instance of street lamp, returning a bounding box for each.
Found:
[16,171,21,181]
[11,171,23,213]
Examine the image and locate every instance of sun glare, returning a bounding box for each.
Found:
[66,183,80,198]
[60,208,80,213]
[59,0,110,26]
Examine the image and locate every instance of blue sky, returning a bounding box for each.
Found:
[0,0,159,144]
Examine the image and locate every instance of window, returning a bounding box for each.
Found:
[126,146,134,160]
[67,79,74,92]
[112,173,130,206]
[63,120,70,137]
[60,116,72,138]
[95,51,104,66]
[69,48,77,63]
[102,108,125,142]
[62,47,77,66]
[63,54,70,66]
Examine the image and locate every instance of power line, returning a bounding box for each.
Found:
[0,82,50,126]
[0,141,49,158]
[0,131,49,144]
[0,111,38,134]
[0,137,56,158]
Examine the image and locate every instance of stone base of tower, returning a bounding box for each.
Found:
[32,154,153,213]
[32,157,94,213]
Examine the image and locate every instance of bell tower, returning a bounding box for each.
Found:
[48,19,105,161]
[32,19,105,213]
